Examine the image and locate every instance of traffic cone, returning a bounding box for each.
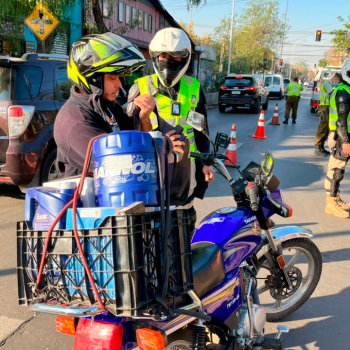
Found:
[253,110,267,139]
[270,103,280,125]
[224,124,240,167]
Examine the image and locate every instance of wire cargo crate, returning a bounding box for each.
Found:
[17,210,193,316]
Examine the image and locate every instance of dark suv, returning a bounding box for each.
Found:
[0,53,71,191]
[218,74,269,113]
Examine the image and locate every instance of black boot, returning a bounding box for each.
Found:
[292,119,296,124]
[314,145,327,157]
[283,119,288,124]
[321,145,331,155]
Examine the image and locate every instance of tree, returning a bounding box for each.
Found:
[212,0,286,74]
[292,61,308,79]
[0,0,76,55]
[331,16,350,57]
[318,58,328,67]
[324,48,344,66]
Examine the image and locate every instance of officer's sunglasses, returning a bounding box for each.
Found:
[152,50,189,59]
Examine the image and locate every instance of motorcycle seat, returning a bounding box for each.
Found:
[191,242,225,298]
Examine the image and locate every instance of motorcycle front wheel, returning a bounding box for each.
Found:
[257,238,322,322]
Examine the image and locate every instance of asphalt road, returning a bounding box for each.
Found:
[1,89,349,349]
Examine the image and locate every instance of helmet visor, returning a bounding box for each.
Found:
[150,49,190,59]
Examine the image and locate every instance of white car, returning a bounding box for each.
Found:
[264,74,284,100]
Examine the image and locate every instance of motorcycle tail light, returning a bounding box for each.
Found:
[55,316,76,335]
[277,255,286,269]
[73,319,123,350]
[136,328,165,350]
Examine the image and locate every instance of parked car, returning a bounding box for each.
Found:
[218,74,269,113]
[0,53,72,191]
[263,74,284,99]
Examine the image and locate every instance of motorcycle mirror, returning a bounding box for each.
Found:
[186,111,205,132]
[261,151,274,176]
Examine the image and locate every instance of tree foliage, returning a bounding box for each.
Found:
[179,21,214,46]
[318,58,328,67]
[0,0,76,55]
[331,16,350,57]
[212,0,286,74]
[292,61,308,78]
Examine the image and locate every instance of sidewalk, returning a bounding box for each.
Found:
[195,93,350,350]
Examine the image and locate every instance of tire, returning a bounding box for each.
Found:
[40,148,63,184]
[251,101,261,113]
[257,238,322,322]
[278,93,283,100]
[262,99,269,111]
[311,107,316,113]
[219,104,226,113]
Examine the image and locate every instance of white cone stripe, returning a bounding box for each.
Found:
[230,131,237,138]
[273,113,278,116]
[227,144,237,151]
[258,122,265,126]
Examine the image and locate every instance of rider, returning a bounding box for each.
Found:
[324,59,350,218]
[54,32,188,179]
[127,28,215,237]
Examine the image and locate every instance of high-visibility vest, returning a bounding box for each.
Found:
[319,81,333,106]
[329,83,350,132]
[137,74,200,160]
[287,82,302,96]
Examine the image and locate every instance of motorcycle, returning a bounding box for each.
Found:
[27,113,322,350]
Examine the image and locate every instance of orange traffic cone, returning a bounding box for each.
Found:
[253,110,267,139]
[224,124,240,167]
[270,103,280,125]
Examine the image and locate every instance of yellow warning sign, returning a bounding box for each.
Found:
[25,2,60,41]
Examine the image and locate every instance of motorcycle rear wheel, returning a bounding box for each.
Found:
[257,238,322,322]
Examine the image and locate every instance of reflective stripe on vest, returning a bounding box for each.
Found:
[319,81,332,106]
[329,83,350,132]
[287,82,301,96]
[137,74,201,160]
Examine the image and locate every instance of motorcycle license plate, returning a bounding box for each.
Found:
[231,91,241,95]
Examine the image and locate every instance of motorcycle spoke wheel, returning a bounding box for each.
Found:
[257,238,322,322]
[165,341,192,350]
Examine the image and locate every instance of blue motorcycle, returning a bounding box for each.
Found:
[27,116,322,350]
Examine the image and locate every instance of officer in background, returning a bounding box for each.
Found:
[314,73,341,156]
[283,77,302,124]
[324,60,350,218]
[127,27,215,237]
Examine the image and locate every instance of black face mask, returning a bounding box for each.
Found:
[157,58,185,87]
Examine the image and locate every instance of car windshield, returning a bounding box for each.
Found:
[225,77,253,87]
[265,77,272,86]
[13,65,43,100]
[273,77,280,85]
[0,66,11,101]
[284,79,290,84]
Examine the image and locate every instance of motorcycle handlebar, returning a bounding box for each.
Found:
[245,183,260,212]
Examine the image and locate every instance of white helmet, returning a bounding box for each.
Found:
[149,28,191,88]
[341,58,350,85]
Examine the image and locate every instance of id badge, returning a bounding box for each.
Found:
[171,101,181,116]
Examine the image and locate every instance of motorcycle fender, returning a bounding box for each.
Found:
[256,226,314,261]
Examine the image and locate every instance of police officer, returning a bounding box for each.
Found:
[314,73,341,156]
[324,60,350,218]
[127,28,215,237]
[283,77,302,124]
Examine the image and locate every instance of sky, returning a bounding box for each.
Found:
[162,0,350,68]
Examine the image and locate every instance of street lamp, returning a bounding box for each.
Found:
[227,0,236,75]
[289,38,305,78]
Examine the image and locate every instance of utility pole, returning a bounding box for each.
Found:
[280,0,289,59]
[227,0,235,75]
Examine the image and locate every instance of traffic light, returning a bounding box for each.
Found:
[315,30,322,42]
[279,58,283,67]
[263,52,268,69]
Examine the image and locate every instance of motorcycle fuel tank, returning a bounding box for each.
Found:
[192,207,262,273]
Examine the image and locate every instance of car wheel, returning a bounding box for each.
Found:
[219,104,226,113]
[40,148,63,184]
[262,99,269,110]
[310,107,316,114]
[251,103,260,113]
[278,93,283,100]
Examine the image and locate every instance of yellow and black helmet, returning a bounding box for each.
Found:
[68,32,145,95]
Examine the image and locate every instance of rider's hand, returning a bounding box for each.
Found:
[166,130,185,154]
[203,165,215,183]
[342,143,350,156]
[133,94,155,131]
